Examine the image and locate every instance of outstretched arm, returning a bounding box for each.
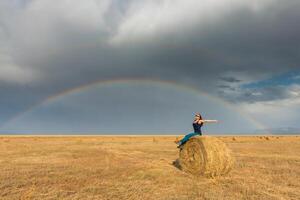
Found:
[198,119,218,123]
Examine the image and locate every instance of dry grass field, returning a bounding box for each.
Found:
[0,135,299,200]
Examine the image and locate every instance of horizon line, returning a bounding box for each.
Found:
[1,133,299,137]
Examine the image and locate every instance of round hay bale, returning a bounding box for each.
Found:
[265,136,270,140]
[179,136,234,177]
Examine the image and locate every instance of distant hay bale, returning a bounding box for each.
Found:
[265,136,270,140]
[232,137,236,141]
[179,136,234,177]
[152,137,158,143]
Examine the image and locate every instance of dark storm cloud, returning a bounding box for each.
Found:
[218,84,300,103]
[220,77,241,83]
[217,85,236,91]
[0,0,300,124]
[219,71,300,103]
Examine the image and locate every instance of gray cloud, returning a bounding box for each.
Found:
[1,0,299,84]
[220,77,242,83]
[218,84,300,103]
[0,0,300,131]
[2,83,259,134]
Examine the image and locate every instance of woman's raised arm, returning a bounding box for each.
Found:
[198,119,218,123]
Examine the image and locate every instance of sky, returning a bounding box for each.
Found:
[0,0,299,134]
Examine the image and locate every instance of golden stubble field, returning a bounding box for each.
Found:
[0,135,299,200]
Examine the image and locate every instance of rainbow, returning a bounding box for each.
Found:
[2,78,266,130]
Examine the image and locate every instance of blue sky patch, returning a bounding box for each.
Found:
[242,71,300,89]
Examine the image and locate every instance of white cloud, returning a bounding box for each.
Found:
[27,0,111,31]
[110,0,275,45]
[0,0,114,83]
[238,85,300,128]
[8,0,113,49]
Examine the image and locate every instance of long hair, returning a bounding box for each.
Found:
[195,113,203,120]
[194,113,203,126]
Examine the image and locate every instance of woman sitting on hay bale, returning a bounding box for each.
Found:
[175,113,218,148]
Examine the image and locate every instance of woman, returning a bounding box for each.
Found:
[175,113,218,148]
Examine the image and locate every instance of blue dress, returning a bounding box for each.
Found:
[178,122,203,146]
